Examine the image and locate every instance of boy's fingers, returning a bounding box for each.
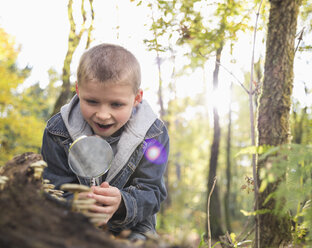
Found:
[93,186,120,197]
[90,204,115,215]
[100,181,110,188]
[90,194,120,206]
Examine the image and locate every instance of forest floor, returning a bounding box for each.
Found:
[0,152,196,248]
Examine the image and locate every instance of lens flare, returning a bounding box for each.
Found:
[144,138,168,164]
[146,146,161,160]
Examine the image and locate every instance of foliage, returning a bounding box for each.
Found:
[157,95,210,236]
[158,90,256,240]
[141,0,259,72]
[0,0,311,245]
[140,0,263,233]
[291,100,312,145]
[0,28,48,165]
[259,144,312,244]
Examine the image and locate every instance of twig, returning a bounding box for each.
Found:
[236,214,253,241]
[216,61,250,95]
[295,27,305,53]
[236,198,258,241]
[199,50,250,95]
[251,81,262,95]
[207,177,217,248]
[241,224,255,242]
[249,1,263,248]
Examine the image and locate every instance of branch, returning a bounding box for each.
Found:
[207,177,217,248]
[198,51,250,95]
[85,0,95,49]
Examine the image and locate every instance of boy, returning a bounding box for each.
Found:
[41,43,169,240]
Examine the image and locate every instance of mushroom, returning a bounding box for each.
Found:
[42,179,66,200]
[0,176,9,190]
[49,189,65,199]
[43,179,50,184]
[60,183,91,201]
[30,160,47,180]
[59,184,111,226]
[47,189,66,202]
[34,167,44,180]
[51,189,64,197]
[43,183,55,190]
[30,160,47,168]
[72,198,96,213]
[83,212,109,226]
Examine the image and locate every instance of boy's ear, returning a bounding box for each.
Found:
[134,89,143,106]
[75,82,79,96]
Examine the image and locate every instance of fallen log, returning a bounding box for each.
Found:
[0,152,178,248]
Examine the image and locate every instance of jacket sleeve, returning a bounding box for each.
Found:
[41,127,78,196]
[109,123,169,230]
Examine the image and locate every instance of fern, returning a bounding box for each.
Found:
[259,144,312,243]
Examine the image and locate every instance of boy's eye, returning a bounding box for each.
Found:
[86,99,98,104]
[111,102,123,107]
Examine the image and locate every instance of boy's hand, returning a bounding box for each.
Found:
[87,182,122,225]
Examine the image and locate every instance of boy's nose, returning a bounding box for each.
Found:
[95,109,111,120]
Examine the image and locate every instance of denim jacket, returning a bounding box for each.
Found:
[41,107,169,236]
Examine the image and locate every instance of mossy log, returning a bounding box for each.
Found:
[0,153,177,248]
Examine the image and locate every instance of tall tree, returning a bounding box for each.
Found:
[207,45,223,238]
[257,0,302,246]
[224,82,233,233]
[51,0,94,116]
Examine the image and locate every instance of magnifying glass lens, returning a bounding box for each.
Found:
[68,136,113,184]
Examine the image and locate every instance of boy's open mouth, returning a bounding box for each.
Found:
[96,123,113,129]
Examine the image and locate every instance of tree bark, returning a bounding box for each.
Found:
[205,47,223,239]
[257,0,301,246]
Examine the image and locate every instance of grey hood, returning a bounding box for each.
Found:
[60,94,157,183]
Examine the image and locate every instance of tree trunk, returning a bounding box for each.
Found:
[155,53,171,230]
[51,0,94,117]
[257,0,301,246]
[205,47,223,239]
[224,83,232,233]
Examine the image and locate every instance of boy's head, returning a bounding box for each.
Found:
[77,43,141,93]
[75,44,143,138]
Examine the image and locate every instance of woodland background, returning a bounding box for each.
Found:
[0,0,312,247]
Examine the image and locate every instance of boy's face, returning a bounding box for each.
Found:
[76,80,142,138]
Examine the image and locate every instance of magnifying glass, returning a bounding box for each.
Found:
[68,135,114,186]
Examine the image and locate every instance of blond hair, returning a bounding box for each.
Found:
[77,43,141,93]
